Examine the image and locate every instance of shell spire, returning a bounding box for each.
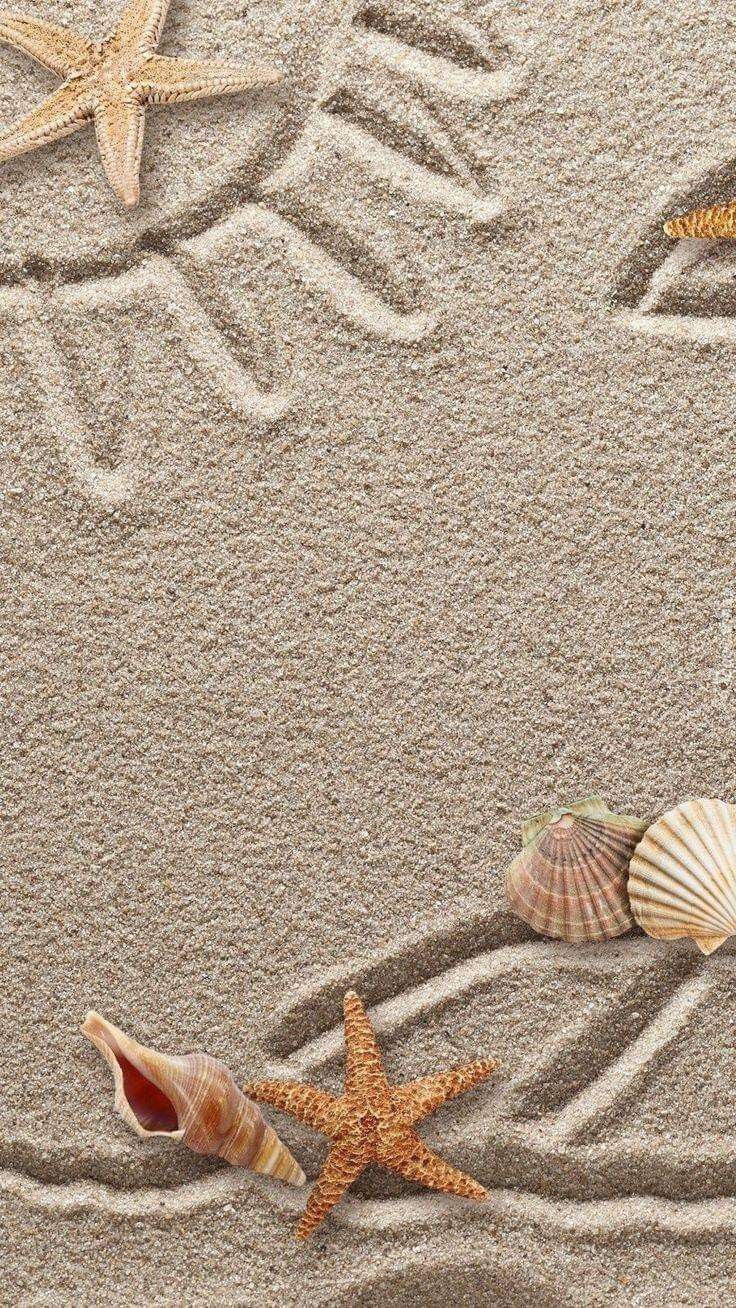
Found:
[627,798,736,955]
[505,795,647,943]
[81,1011,305,1185]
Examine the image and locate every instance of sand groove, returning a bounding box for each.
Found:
[0,1164,250,1217]
[145,254,290,422]
[613,152,736,339]
[355,2,507,73]
[5,293,138,508]
[313,0,516,220]
[328,1254,582,1308]
[505,952,702,1121]
[543,971,711,1143]
[319,111,502,224]
[257,184,434,338]
[61,256,289,422]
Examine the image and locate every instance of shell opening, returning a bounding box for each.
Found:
[115,1050,179,1133]
[83,1013,180,1134]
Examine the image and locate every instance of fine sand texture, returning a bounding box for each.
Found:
[4,0,736,1302]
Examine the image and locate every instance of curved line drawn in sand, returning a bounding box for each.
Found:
[325,1248,583,1308]
[0,1164,251,1218]
[3,909,736,1237]
[535,970,709,1143]
[612,150,736,341]
[3,1,520,504]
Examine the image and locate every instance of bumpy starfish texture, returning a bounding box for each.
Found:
[0,0,281,206]
[665,201,736,239]
[245,990,498,1240]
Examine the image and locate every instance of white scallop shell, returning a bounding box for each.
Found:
[627,798,736,955]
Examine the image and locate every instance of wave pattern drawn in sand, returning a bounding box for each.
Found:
[261,916,736,1225]
[2,1,519,506]
[4,912,736,1237]
[612,153,736,340]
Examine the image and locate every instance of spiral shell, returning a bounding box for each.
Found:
[627,798,736,955]
[82,1011,305,1185]
[505,795,646,943]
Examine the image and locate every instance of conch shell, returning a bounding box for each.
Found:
[627,798,736,955]
[82,1011,305,1185]
[505,795,647,943]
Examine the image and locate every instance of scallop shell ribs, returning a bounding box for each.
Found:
[627,798,736,955]
[505,795,646,943]
[82,1011,305,1185]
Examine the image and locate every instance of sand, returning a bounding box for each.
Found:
[3,0,736,1302]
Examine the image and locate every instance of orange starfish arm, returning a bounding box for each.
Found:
[665,202,736,240]
[111,0,170,54]
[380,1132,487,1201]
[297,1146,365,1241]
[244,1080,339,1135]
[0,13,94,76]
[343,991,390,1098]
[393,1057,499,1125]
[93,91,145,208]
[0,80,91,162]
[136,54,281,104]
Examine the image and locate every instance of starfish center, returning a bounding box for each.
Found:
[99,47,143,89]
[357,1101,397,1160]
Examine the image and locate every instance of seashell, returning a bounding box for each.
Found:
[81,1011,305,1185]
[627,798,736,955]
[505,795,647,943]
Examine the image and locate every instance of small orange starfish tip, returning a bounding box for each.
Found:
[663,200,736,240]
[247,990,499,1241]
[663,213,698,239]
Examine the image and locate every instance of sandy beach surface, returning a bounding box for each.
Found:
[3,0,736,1302]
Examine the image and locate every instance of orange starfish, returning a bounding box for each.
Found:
[664,201,736,239]
[245,990,498,1240]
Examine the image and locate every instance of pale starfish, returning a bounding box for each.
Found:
[0,0,281,206]
[665,201,736,239]
[245,990,498,1240]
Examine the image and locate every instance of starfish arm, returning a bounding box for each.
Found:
[343,991,390,1099]
[665,201,736,240]
[0,79,91,163]
[136,54,281,105]
[93,91,145,207]
[110,0,170,54]
[296,1146,365,1241]
[379,1131,487,1201]
[0,13,95,77]
[392,1058,499,1126]
[243,1080,339,1135]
